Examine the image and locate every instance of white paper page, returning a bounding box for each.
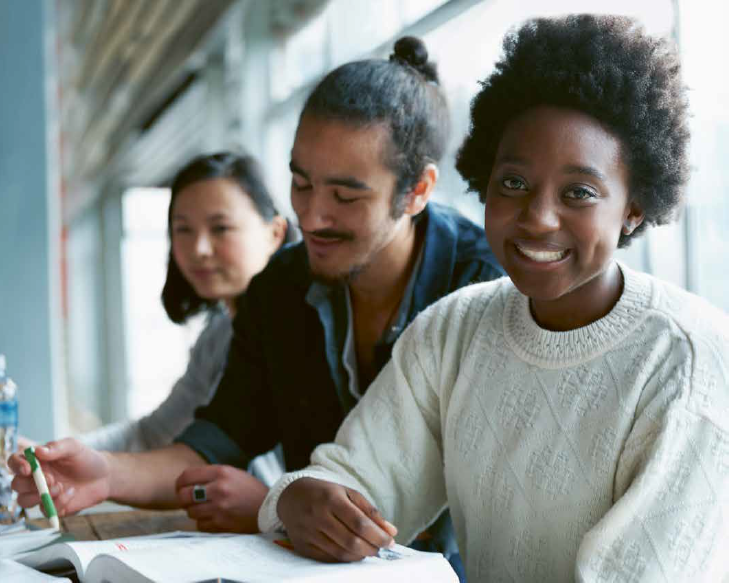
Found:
[0,558,72,582]
[0,528,64,558]
[17,530,222,574]
[84,533,458,583]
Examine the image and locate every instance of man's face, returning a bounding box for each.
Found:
[290,114,409,284]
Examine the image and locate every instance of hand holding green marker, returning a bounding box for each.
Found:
[24,446,60,530]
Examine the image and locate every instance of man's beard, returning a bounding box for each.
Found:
[301,226,364,286]
[309,259,369,286]
[301,219,396,286]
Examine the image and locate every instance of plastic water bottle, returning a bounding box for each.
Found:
[0,353,21,524]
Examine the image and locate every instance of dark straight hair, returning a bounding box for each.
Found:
[161,152,289,324]
[301,36,450,216]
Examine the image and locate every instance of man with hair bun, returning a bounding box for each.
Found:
[10,36,501,580]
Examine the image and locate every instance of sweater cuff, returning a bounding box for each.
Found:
[258,471,310,533]
[174,419,250,468]
[258,468,351,533]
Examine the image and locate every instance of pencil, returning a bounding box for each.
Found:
[24,446,60,530]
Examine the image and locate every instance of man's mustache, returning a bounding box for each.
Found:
[299,227,355,241]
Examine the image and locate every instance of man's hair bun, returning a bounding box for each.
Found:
[390,36,439,83]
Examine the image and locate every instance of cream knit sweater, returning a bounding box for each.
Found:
[259,263,729,582]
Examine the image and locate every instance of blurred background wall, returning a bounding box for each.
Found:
[0,1,64,442]
[1,0,726,440]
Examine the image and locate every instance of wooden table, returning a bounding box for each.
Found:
[29,508,198,541]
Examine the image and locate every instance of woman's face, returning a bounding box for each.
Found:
[171,177,283,308]
[483,105,644,329]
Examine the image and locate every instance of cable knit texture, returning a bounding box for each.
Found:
[259,263,729,581]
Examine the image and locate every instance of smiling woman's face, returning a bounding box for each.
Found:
[483,105,644,329]
[171,177,280,306]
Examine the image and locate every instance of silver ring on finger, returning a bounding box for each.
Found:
[192,484,207,503]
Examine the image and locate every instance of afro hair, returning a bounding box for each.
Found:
[456,14,691,247]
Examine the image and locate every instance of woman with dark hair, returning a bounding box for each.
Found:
[79,152,289,453]
[261,15,729,581]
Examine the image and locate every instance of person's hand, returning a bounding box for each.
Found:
[16,435,36,451]
[175,465,269,533]
[277,477,397,563]
[9,438,112,516]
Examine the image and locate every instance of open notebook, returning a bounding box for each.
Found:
[15,531,459,583]
[0,524,72,582]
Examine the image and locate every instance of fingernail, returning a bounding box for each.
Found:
[66,487,75,498]
[387,539,396,548]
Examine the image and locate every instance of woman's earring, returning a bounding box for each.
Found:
[622,220,634,235]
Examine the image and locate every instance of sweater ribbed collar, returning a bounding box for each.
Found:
[503,262,654,368]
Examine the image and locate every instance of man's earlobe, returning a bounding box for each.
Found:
[408,196,426,215]
[423,163,439,189]
[405,188,428,216]
[406,164,438,215]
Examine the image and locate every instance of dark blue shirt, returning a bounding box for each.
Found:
[303,229,423,414]
[176,202,503,471]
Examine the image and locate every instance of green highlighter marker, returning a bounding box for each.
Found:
[24,446,60,530]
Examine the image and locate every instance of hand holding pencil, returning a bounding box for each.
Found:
[8,437,112,517]
[277,477,398,563]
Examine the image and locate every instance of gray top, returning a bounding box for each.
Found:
[79,308,232,452]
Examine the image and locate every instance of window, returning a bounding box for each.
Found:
[678,1,729,310]
[270,5,331,101]
[121,188,204,419]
